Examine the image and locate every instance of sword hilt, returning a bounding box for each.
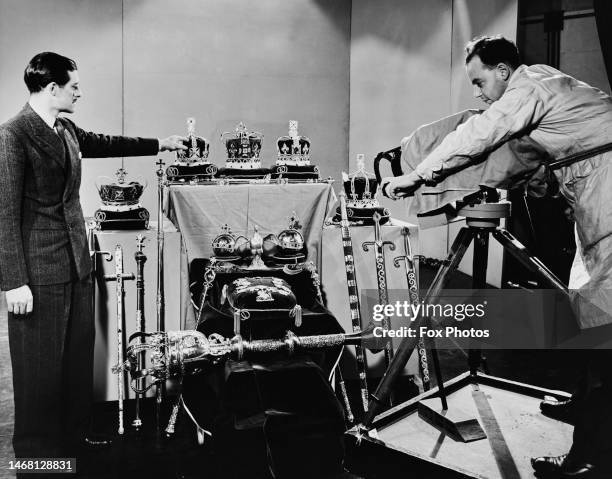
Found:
[393,254,413,269]
[362,240,395,252]
[104,273,136,282]
[91,250,113,261]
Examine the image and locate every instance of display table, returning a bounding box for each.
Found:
[92,219,183,401]
[321,220,420,378]
[167,182,336,328]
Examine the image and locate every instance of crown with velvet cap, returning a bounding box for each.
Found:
[221,122,264,170]
[176,117,210,164]
[96,167,145,207]
[276,121,311,166]
[343,154,380,208]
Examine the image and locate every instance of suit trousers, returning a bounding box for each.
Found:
[8,277,94,458]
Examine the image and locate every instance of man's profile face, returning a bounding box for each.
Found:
[466,56,509,105]
[52,70,81,113]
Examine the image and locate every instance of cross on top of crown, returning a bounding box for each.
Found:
[156,158,165,168]
[356,154,365,173]
[115,167,127,184]
[288,211,301,230]
[186,117,196,135]
[235,122,248,138]
[221,224,232,235]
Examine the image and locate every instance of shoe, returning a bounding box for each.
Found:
[531,454,598,478]
[532,454,568,475]
[82,434,113,449]
[540,398,577,423]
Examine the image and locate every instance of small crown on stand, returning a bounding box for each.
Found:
[276,120,311,166]
[176,117,210,164]
[342,154,379,208]
[96,167,146,207]
[221,122,264,170]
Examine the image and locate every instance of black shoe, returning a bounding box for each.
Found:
[531,454,598,478]
[82,434,113,449]
[532,454,568,475]
[540,398,577,424]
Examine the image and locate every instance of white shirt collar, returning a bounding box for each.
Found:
[28,100,58,130]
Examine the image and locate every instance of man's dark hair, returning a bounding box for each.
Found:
[465,35,520,69]
[24,52,77,93]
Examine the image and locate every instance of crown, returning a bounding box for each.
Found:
[276,120,311,166]
[96,167,145,207]
[221,122,264,170]
[176,117,210,165]
[343,154,380,208]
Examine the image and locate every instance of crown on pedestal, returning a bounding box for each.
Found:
[221,122,264,170]
[176,117,210,164]
[343,154,379,208]
[276,121,311,167]
[96,167,145,207]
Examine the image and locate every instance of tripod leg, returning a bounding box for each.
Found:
[492,229,568,293]
[469,230,489,375]
[362,227,475,428]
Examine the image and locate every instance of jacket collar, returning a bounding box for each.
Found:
[19,103,66,169]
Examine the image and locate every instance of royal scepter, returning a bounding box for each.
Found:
[132,235,147,430]
[155,159,166,430]
[339,190,370,414]
[104,245,135,435]
[113,326,376,391]
[362,211,396,369]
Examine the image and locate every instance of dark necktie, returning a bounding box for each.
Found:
[55,120,72,177]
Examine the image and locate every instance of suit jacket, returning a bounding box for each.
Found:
[0,103,159,290]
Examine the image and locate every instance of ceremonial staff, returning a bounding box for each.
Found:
[362,211,395,368]
[104,245,135,435]
[339,191,370,414]
[132,235,147,429]
[155,159,166,430]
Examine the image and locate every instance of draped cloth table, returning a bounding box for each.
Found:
[167,182,336,328]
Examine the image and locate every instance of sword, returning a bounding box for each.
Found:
[362,211,396,368]
[104,244,135,435]
[393,226,430,391]
[339,191,370,414]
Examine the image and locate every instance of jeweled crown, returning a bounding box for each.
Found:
[276,120,311,166]
[176,117,210,164]
[96,167,145,206]
[343,154,380,208]
[221,122,264,170]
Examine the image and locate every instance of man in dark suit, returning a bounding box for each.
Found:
[0,52,186,459]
